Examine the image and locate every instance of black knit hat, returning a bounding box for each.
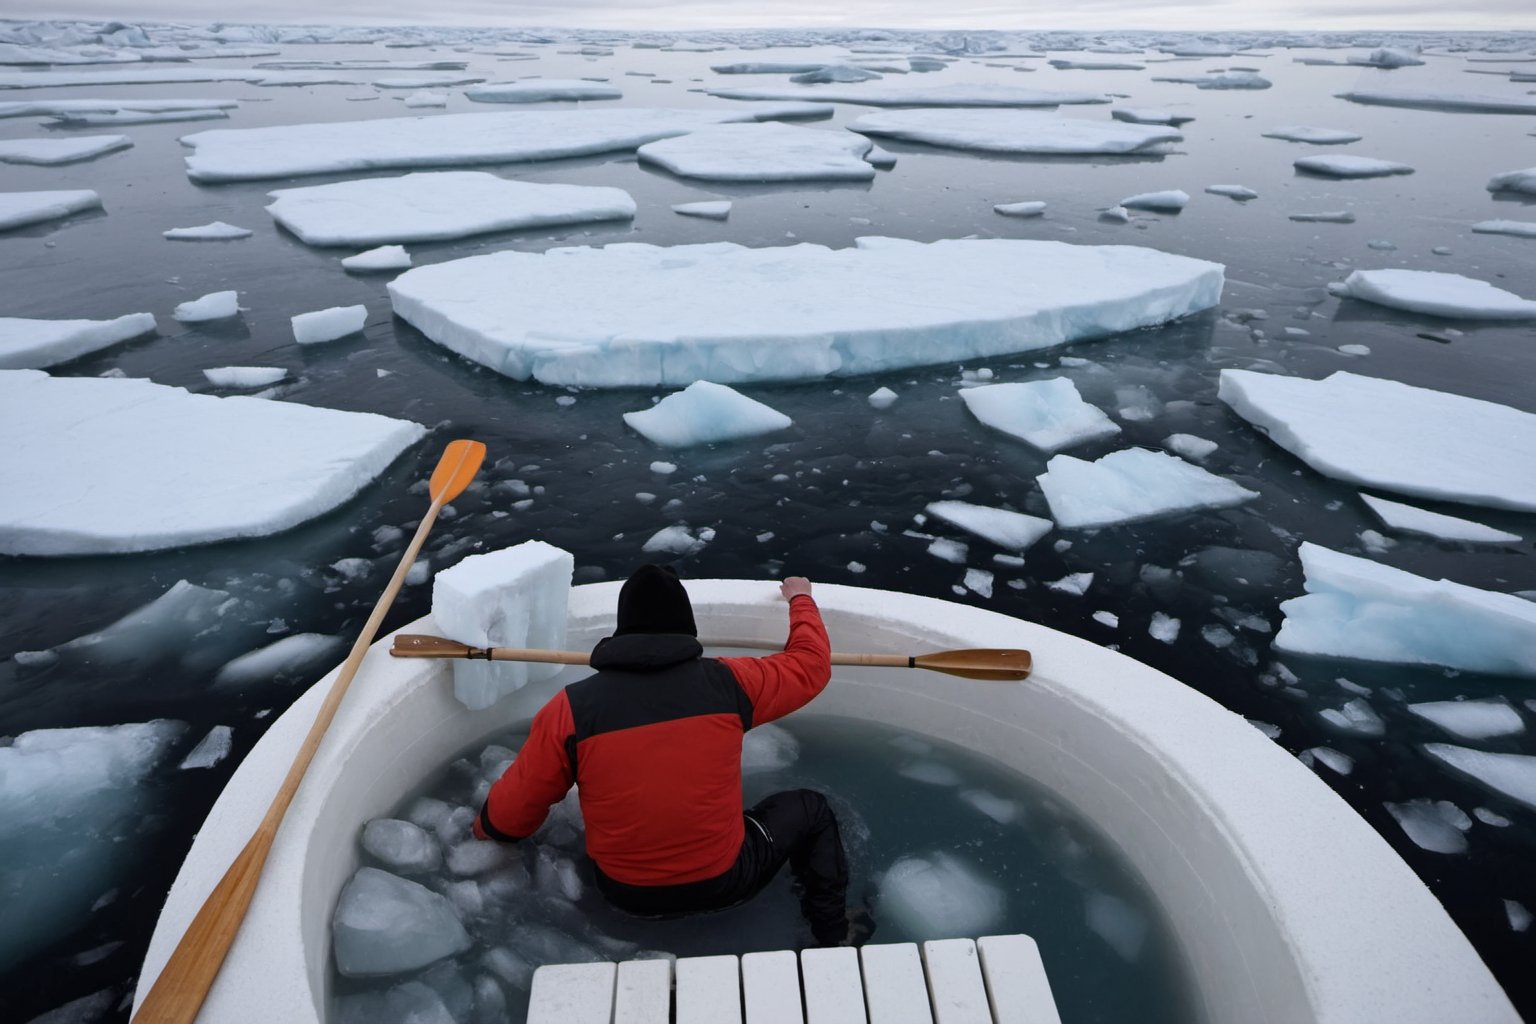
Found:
[615,564,697,637]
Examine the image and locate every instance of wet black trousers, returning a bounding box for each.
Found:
[593,789,851,945]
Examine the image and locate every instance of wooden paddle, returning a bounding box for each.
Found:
[130,439,486,1024]
[391,633,1033,681]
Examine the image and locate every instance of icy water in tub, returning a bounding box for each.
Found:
[329,716,1198,1024]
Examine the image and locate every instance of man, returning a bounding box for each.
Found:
[473,564,873,947]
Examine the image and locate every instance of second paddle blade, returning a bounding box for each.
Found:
[428,439,486,505]
[913,648,1033,681]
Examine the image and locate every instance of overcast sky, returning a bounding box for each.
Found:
[13,0,1535,32]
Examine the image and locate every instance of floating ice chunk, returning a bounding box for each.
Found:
[1049,572,1093,596]
[0,189,101,231]
[1153,71,1270,89]
[0,98,236,121]
[1219,370,1536,511]
[1100,205,1130,223]
[879,852,1004,939]
[1120,189,1189,211]
[178,725,232,770]
[163,220,252,241]
[672,201,730,219]
[1424,744,1536,811]
[899,760,963,785]
[342,245,412,272]
[333,867,471,976]
[963,568,994,598]
[402,90,447,108]
[1508,901,1533,933]
[388,238,1224,388]
[335,981,455,1024]
[959,378,1121,452]
[1262,125,1364,145]
[292,305,366,344]
[1487,167,1536,195]
[173,290,239,322]
[466,79,620,102]
[1471,220,1536,239]
[848,110,1178,154]
[1112,108,1193,126]
[994,200,1045,217]
[1332,269,1536,318]
[742,722,799,773]
[1275,543,1536,676]
[639,122,875,182]
[1320,696,1385,736]
[374,75,484,89]
[1295,155,1414,178]
[1387,801,1473,856]
[867,386,897,409]
[1337,90,1536,114]
[447,840,507,877]
[1163,433,1217,461]
[864,145,896,168]
[1338,344,1371,357]
[362,819,442,874]
[1148,611,1180,643]
[927,538,969,564]
[432,540,574,710]
[1205,184,1257,200]
[1038,448,1258,529]
[181,106,830,182]
[0,135,130,165]
[1408,700,1524,740]
[1289,210,1355,223]
[1355,47,1425,68]
[213,633,345,688]
[624,381,791,447]
[1301,747,1354,775]
[706,82,1108,106]
[794,64,883,83]
[1086,892,1148,961]
[925,500,1052,552]
[267,171,635,246]
[1051,59,1144,70]
[0,371,424,556]
[1092,610,1119,628]
[1361,494,1521,544]
[0,313,156,370]
[958,789,1020,824]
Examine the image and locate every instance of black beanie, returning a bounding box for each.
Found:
[615,564,697,637]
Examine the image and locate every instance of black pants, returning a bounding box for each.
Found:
[593,789,850,945]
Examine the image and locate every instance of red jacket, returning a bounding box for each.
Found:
[475,594,831,885]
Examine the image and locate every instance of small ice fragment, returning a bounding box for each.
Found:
[1289,211,1355,223]
[925,500,1052,552]
[1201,624,1235,648]
[868,386,897,409]
[1320,697,1385,737]
[1338,344,1371,356]
[1408,700,1524,740]
[173,290,239,322]
[362,819,442,874]
[642,524,712,556]
[1384,799,1470,854]
[963,568,993,598]
[959,378,1120,452]
[623,380,791,447]
[1358,529,1395,554]
[342,245,412,272]
[213,633,345,688]
[994,200,1046,217]
[650,461,677,474]
[292,304,366,344]
[402,90,447,108]
[1423,744,1536,811]
[898,760,963,786]
[1148,612,1180,643]
[332,867,471,976]
[203,366,286,388]
[927,538,969,564]
[1100,205,1130,223]
[1507,901,1532,933]
[1294,155,1413,178]
[1119,189,1188,212]
[1048,572,1093,596]
[1163,433,1217,461]
[163,220,251,240]
[1471,220,1536,240]
[1360,494,1521,544]
[1085,892,1148,961]
[1205,184,1258,200]
[1092,610,1118,628]
[447,840,506,877]
[1248,719,1281,739]
[1301,747,1354,775]
[879,852,1004,939]
[178,725,233,769]
[1262,126,1363,145]
[672,200,731,219]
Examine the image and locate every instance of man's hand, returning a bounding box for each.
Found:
[781,576,813,601]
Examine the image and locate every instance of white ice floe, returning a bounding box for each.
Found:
[266,171,635,246]
[925,500,1053,552]
[793,65,882,83]
[0,98,236,120]
[465,79,621,102]
[1038,448,1258,528]
[1361,494,1521,544]
[994,200,1046,217]
[672,200,731,219]
[1295,155,1414,178]
[0,370,424,556]
[1219,370,1536,512]
[292,305,367,344]
[179,725,233,770]
[1120,189,1189,211]
[1338,90,1536,114]
[401,90,446,108]
[1471,220,1536,239]
[388,237,1224,387]
[373,75,482,89]
[0,313,155,370]
[1301,747,1354,775]
[1423,744,1536,811]
[868,386,897,408]
[163,220,252,240]
[1487,168,1536,195]
[1049,572,1093,596]
[180,106,831,182]
[1206,184,1258,200]
[637,122,875,181]
[212,633,344,689]
[1320,696,1385,736]
[342,245,413,271]
[432,540,573,710]
[1408,700,1525,741]
[1262,126,1363,144]
[959,377,1121,452]
[54,107,230,126]
[705,83,1109,106]
[1290,210,1355,223]
[1275,543,1536,676]
[1164,433,1218,461]
[333,867,470,976]
[1112,108,1193,126]
[642,524,714,556]
[624,381,791,447]
[202,366,286,388]
[878,852,1003,939]
[1385,800,1470,855]
[361,819,441,875]
[1354,47,1426,68]
[1153,71,1270,89]
[847,109,1179,154]
[1149,611,1181,643]
[0,135,130,165]
[0,189,100,230]
[1100,206,1131,223]
[173,291,239,322]
[1328,269,1536,319]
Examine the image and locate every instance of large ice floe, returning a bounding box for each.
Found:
[0,98,236,120]
[0,189,100,230]
[0,135,130,165]
[1327,269,1536,319]
[703,83,1109,106]
[0,313,155,369]
[1422,745,1536,812]
[179,106,832,182]
[1036,448,1258,528]
[1487,167,1536,196]
[623,381,792,447]
[1275,543,1536,677]
[1294,155,1414,178]
[1219,370,1536,512]
[846,110,1180,155]
[266,172,635,246]
[387,237,1224,387]
[0,370,425,556]
[1360,495,1521,544]
[636,122,876,181]
[465,79,621,102]
[958,377,1121,452]
[1335,89,1536,114]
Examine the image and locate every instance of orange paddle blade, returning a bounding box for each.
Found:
[911,648,1033,681]
[428,439,486,505]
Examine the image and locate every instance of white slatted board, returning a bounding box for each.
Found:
[921,939,991,1024]
[860,943,935,1024]
[801,946,868,1024]
[977,934,1062,1024]
[527,962,617,1024]
[614,957,672,1024]
[676,953,743,1024]
[743,949,805,1024]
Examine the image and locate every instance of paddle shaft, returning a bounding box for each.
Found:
[131,495,452,1023]
[458,644,928,670]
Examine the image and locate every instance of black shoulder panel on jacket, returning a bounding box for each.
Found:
[566,657,752,743]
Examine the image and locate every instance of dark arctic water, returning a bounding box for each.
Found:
[1,27,1535,1023]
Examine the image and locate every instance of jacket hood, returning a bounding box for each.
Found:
[589,632,702,672]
